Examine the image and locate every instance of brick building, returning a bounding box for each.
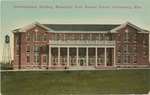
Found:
[12,22,150,70]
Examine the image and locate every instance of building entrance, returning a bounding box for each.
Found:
[80,60,84,66]
[79,57,85,66]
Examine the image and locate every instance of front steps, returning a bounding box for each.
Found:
[69,66,117,70]
[69,66,95,70]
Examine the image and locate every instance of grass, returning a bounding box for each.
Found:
[1,69,150,95]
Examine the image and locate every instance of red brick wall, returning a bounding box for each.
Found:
[113,25,149,67]
[13,34,20,69]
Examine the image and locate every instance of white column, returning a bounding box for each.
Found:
[104,47,107,66]
[76,47,78,66]
[86,47,88,66]
[67,47,69,66]
[114,47,116,67]
[95,47,97,67]
[58,47,60,66]
[49,46,51,66]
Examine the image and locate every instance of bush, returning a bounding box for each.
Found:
[0,62,13,70]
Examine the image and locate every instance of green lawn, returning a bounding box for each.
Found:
[1,69,150,95]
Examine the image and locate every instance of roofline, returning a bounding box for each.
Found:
[53,31,109,33]
[11,21,150,34]
[110,22,147,33]
[12,21,53,33]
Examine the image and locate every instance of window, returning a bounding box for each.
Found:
[34,55,39,62]
[53,56,58,65]
[117,55,121,63]
[43,55,46,63]
[34,34,40,41]
[71,56,76,64]
[88,34,93,41]
[143,40,147,46]
[124,34,130,42]
[133,46,137,53]
[124,55,130,63]
[97,56,102,65]
[16,39,20,45]
[43,45,47,53]
[88,56,93,64]
[133,34,137,42]
[79,34,84,41]
[117,46,121,54]
[62,56,67,64]
[62,49,67,55]
[62,34,67,41]
[70,34,76,41]
[27,56,30,62]
[97,34,102,41]
[43,35,47,41]
[26,34,31,41]
[70,48,76,54]
[107,56,111,64]
[34,45,39,52]
[106,35,111,41]
[54,34,58,41]
[143,51,147,57]
[99,48,103,53]
[133,56,137,63]
[124,45,130,53]
[26,45,30,52]
[117,34,121,42]
[17,50,20,55]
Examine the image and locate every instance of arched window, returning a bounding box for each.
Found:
[97,34,102,41]
[106,35,111,41]
[88,34,93,41]
[54,34,58,41]
[79,34,84,41]
[70,34,76,41]
[62,34,67,41]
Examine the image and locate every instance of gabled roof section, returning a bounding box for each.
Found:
[12,21,53,33]
[43,24,119,31]
[110,22,150,33]
[12,21,150,34]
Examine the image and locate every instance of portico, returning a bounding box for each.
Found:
[48,40,116,69]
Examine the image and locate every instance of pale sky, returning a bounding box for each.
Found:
[1,0,150,61]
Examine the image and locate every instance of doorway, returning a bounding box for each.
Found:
[79,57,85,66]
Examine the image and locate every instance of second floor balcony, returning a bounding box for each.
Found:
[49,40,115,46]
